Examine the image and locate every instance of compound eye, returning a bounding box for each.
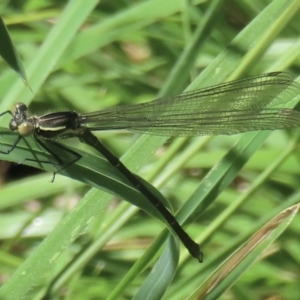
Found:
[9,120,18,131]
[18,121,34,136]
[14,103,28,115]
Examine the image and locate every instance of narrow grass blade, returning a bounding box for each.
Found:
[192,203,300,300]
[0,16,27,83]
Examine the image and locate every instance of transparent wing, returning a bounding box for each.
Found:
[80,72,300,136]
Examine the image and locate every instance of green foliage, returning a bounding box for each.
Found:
[0,0,300,299]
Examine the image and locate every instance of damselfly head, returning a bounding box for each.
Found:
[9,102,34,136]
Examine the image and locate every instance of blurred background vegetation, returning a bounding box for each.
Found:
[0,0,300,299]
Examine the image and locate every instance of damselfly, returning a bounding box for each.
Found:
[1,71,300,261]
